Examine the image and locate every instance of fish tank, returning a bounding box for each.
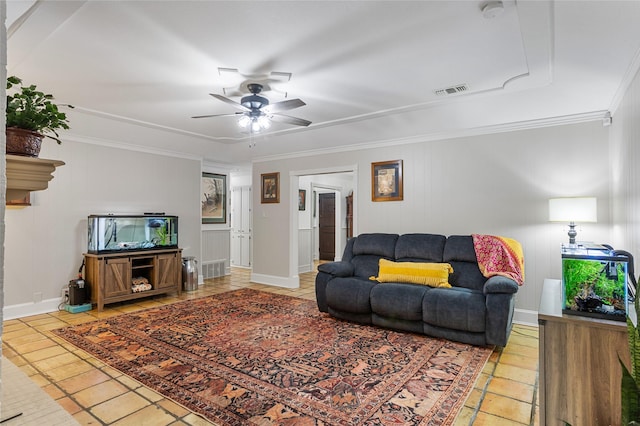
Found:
[561,244,629,322]
[87,214,178,254]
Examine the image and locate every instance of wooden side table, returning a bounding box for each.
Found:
[538,279,631,426]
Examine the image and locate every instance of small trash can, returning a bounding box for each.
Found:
[182,256,198,291]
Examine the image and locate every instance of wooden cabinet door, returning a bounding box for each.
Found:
[104,257,131,298]
[156,252,179,289]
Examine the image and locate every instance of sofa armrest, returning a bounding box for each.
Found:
[483,275,519,295]
[318,261,354,277]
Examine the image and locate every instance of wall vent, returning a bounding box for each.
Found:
[434,84,469,96]
[202,260,226,279]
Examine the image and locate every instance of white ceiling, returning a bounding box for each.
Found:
[6,1,640,165]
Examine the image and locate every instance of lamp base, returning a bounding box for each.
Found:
[568,221,577,245]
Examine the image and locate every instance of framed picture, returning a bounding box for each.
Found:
[371,160,403,202]
[261,172,280,203]
[201,172,226,223]
[298,189,306,211]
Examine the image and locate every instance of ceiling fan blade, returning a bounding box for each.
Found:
[271,114,312,127]
[263,98,306,113]
[192,112,240,119]
[209,93,251,112]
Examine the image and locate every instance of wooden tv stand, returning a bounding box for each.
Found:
[84,248,182,311]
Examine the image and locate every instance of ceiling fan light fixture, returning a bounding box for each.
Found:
[196,82,310,133]
[238,115,251,128]
[258,115,271,129]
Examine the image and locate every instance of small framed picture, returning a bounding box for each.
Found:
[202,172,227,223]
[298,189,306,211]
[261,172,280,203]
[372,160,403,202]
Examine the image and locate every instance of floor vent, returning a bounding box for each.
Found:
[202,260,226,279]
[435,84,469,96]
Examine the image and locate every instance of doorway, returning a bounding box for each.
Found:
[318,193,336,260]
[289,166,358,281]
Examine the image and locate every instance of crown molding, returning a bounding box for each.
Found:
[609,45,640,116]
[253,110,608,164]
[203,160,234,172]
[63,132,203,162]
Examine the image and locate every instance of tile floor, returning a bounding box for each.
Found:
[2,267,539,425]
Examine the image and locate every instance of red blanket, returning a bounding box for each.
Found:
[472,234,525,285]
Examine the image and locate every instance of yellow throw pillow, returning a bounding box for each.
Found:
[370,259,453,288]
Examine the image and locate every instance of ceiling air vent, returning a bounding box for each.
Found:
[434,84,469,96]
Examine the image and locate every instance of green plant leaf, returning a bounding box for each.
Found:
[5,75,71,143]
[621,356,640,425]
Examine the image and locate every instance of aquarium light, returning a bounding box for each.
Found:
[549,197,597,246]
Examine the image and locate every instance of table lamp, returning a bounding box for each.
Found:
[548,197,597,246]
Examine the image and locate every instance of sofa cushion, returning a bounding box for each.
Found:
[350,233,399,278]
[317,261,354,277]
[352,233,398,257]
[352,255,386,279]
[371,259,452,288]
[326,277,376,314]
[447,262,486,291]
[395,233,446,262]
[443,235,478,263]
[422,287,486,333]
[370,282,430,321]
[444,235,486,291]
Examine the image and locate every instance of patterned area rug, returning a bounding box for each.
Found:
[53,289,492,425]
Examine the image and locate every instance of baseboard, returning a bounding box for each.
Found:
[298,263,313,274]
[250,273,300,289]
[513,308,538,327]
[3,297,63,320]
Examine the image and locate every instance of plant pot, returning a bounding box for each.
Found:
[6,127,43,157]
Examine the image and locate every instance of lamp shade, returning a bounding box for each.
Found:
[548,197,597,223]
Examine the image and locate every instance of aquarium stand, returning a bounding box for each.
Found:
[84,248,182,311]
[538,279,630,426]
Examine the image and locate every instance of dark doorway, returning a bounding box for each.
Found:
[319,193,336,261]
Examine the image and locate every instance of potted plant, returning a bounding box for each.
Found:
[620,253,640,425]
[5,75,72,157]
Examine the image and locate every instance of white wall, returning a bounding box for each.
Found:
[252,121,612,323]
[610,63,640,262]
[298,176,313,273]
[3,138,201,318]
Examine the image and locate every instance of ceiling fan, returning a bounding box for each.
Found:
[192,83,311,132]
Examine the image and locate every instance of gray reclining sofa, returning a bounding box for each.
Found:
[315,233,520,346]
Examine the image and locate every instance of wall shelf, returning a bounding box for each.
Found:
[6,154,65,201]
